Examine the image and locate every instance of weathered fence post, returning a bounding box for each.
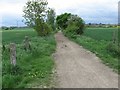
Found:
[112,31,115,43]
[112,30,116,44]
[2,45,5,52]
[10,43,16,66]
[23,36,31,51]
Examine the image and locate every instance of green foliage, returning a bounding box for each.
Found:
[56,13,85,35]
[2,30,56,88]
[64,14,85,36]
[56,13,71,29]
[34,21,52,36]
[23,0,53,36]
[23,0,48,27]
[106,42,120,57]
[42,23,53,36]
[47,8,56,31]
[64,24,78,39]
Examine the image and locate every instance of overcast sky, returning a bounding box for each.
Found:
[0,0,119,26]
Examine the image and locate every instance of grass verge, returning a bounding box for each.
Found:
[2,35,56,88]
[64,33,119,74]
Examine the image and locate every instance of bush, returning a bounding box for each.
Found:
[63,15,85,37]
[34,22,52,36]
[64,24,78,39]
[106,42,120,57]
[42,23,53,36]
[56,13,71,29]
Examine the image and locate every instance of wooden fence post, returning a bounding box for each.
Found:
[112,30,116,44]
[10,43,16,66]
[2,45,5,52]
[23,36,31,51]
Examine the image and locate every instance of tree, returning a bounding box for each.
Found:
[56,13,71,29]
[23,0,51,36]
[46,8,56,31]
[67,14,85,34]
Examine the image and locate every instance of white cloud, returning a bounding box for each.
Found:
[48,0,118,15]
[1,0,118,15]
[0,0,119,26]
[0,2,26,15]
[47,0,118,24]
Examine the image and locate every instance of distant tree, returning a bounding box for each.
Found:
[46,8,56,31]
[56,13,71,29]
[1,26,9,30]
[9,26,17,30]
[23,0,52,36]
[88,23,91,25]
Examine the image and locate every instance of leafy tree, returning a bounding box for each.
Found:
[46,8,56,31]
[23,0,52,36]
[67,15,85,34]
[56,13,71,29]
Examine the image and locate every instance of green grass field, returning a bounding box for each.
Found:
[84,28,118,41]
[2,28,37,44]
[2,28,56,88]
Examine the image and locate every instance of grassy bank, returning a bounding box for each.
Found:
[2,29,56,88]
[64,27,119,73]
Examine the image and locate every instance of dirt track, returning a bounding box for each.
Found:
[53,31,118,88]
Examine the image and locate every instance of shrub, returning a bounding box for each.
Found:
[56,13,71,29]
[34,22,52,36]
[64,24,78,39]
[67,15,85,34]
[106,42,120,57]
[42,23,53,36]
[63,14,85,37]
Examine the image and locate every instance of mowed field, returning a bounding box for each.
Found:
[2,28,37,44]
[84,27,118,41]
